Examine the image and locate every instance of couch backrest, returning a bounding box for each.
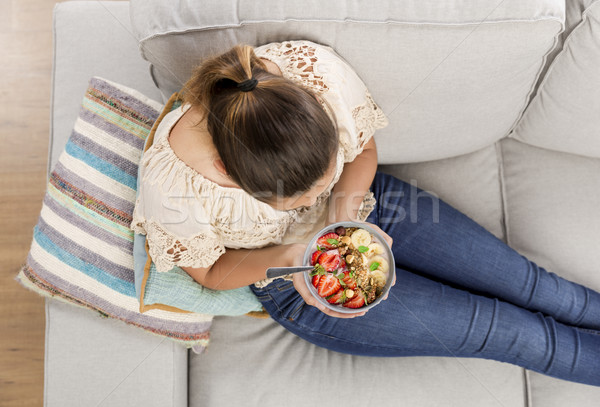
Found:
[130,0,564,164]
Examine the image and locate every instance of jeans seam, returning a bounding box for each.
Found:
[287,302,305,321]
[276,282,294,291]
[286,319,473,356]
[283,316,424,353]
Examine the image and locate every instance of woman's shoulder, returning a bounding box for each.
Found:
[167,104,241,189]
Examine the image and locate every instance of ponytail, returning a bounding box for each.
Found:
[180,44,339,203]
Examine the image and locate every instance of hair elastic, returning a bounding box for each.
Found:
[237,77,258,92]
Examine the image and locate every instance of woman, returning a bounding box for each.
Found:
[131,40,600,386]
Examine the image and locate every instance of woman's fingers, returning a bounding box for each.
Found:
[292,273,366,318]
[371,223,393,248]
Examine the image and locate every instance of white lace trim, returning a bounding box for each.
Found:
[258,41,330,95]
[131,218,226,273]
[345,91,389,162]
[256,40,389,164]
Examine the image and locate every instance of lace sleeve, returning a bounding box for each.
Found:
[131,195,226,273]
[255,40,389,163]
[136,220,226,273]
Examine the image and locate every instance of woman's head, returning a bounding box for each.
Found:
[181,44,338,209]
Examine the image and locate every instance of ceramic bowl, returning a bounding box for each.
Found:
[302,221,395,314]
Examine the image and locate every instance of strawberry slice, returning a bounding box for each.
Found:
[342,271,357,290]
[317,250,341,272]
[343,290,366,308]
[316,232,339,250]
[310,250,323,266]
[312,275,321,288]
[317,274,341,298]
[326,289,346,305]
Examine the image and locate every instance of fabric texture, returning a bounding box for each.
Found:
[500,138,600,291]
[190,315,525,407]
[16,77,213,349]
[512,0,600,158]
[251,171,600,387]
[130,40,387,290]
[129,0,564,163]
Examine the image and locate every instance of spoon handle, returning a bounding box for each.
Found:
[266,266,314,279]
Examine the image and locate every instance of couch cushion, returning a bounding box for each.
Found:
[529,0,598,100]
[378,142,505,241]
[50,2,162,175]
[511,1,600,158]
[190,315,525,407]
[190,148,526,406]
[45,299,187,407]
[130,0,564,164]
[500,138,600,292]
[527,371,600,407]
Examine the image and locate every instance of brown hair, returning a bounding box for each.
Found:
[180,44,338,205]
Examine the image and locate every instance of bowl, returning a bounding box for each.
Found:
[302,221,395,314]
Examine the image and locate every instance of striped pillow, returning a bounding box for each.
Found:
[16,77,212,350]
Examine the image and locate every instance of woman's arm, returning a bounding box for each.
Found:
[181,243,305,290]
[329,137,378,223]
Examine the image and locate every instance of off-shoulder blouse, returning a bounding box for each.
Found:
[130,40,389,288]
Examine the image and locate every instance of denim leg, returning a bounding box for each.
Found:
[366,171,600,331]
[250,273,600,387]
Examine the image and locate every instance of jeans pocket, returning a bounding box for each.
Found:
[269,282,306,321]
[284,300,306,322]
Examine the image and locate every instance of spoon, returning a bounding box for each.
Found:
[266,266,314,279]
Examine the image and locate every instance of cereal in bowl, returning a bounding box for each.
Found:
[309,226,390,309]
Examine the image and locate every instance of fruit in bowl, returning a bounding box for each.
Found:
[303,222,395,313]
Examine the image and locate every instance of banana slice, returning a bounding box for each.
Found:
[350,228,371,248]
[368,255,389,274]
[366,243,384,257]
[361,253,369,266]
[370,270,387,287]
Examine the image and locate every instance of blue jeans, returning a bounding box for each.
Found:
[250,171,600,386]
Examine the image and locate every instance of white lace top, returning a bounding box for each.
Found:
[130,40,389,287]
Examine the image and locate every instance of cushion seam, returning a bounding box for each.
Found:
[512,0,598,139]
[44,300,50,407]
[524,369,532,407]
[172,341,175,407]
[45,5,59,404]
[48,4,59,183]
[495,140,510,246]
[505,18,564,139]
[137,17,565,44]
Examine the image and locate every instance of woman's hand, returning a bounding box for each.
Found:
[286,243,366,318]
[291,272,366,318]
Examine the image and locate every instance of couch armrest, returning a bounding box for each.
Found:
[45,2,185,406]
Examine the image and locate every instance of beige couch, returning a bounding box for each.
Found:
[45,1,600,406]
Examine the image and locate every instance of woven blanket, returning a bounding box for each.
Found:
[16,77,213,350]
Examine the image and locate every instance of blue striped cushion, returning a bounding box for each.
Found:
[17,77,213,350]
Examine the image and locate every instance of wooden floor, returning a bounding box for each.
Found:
[1,1,88,406]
